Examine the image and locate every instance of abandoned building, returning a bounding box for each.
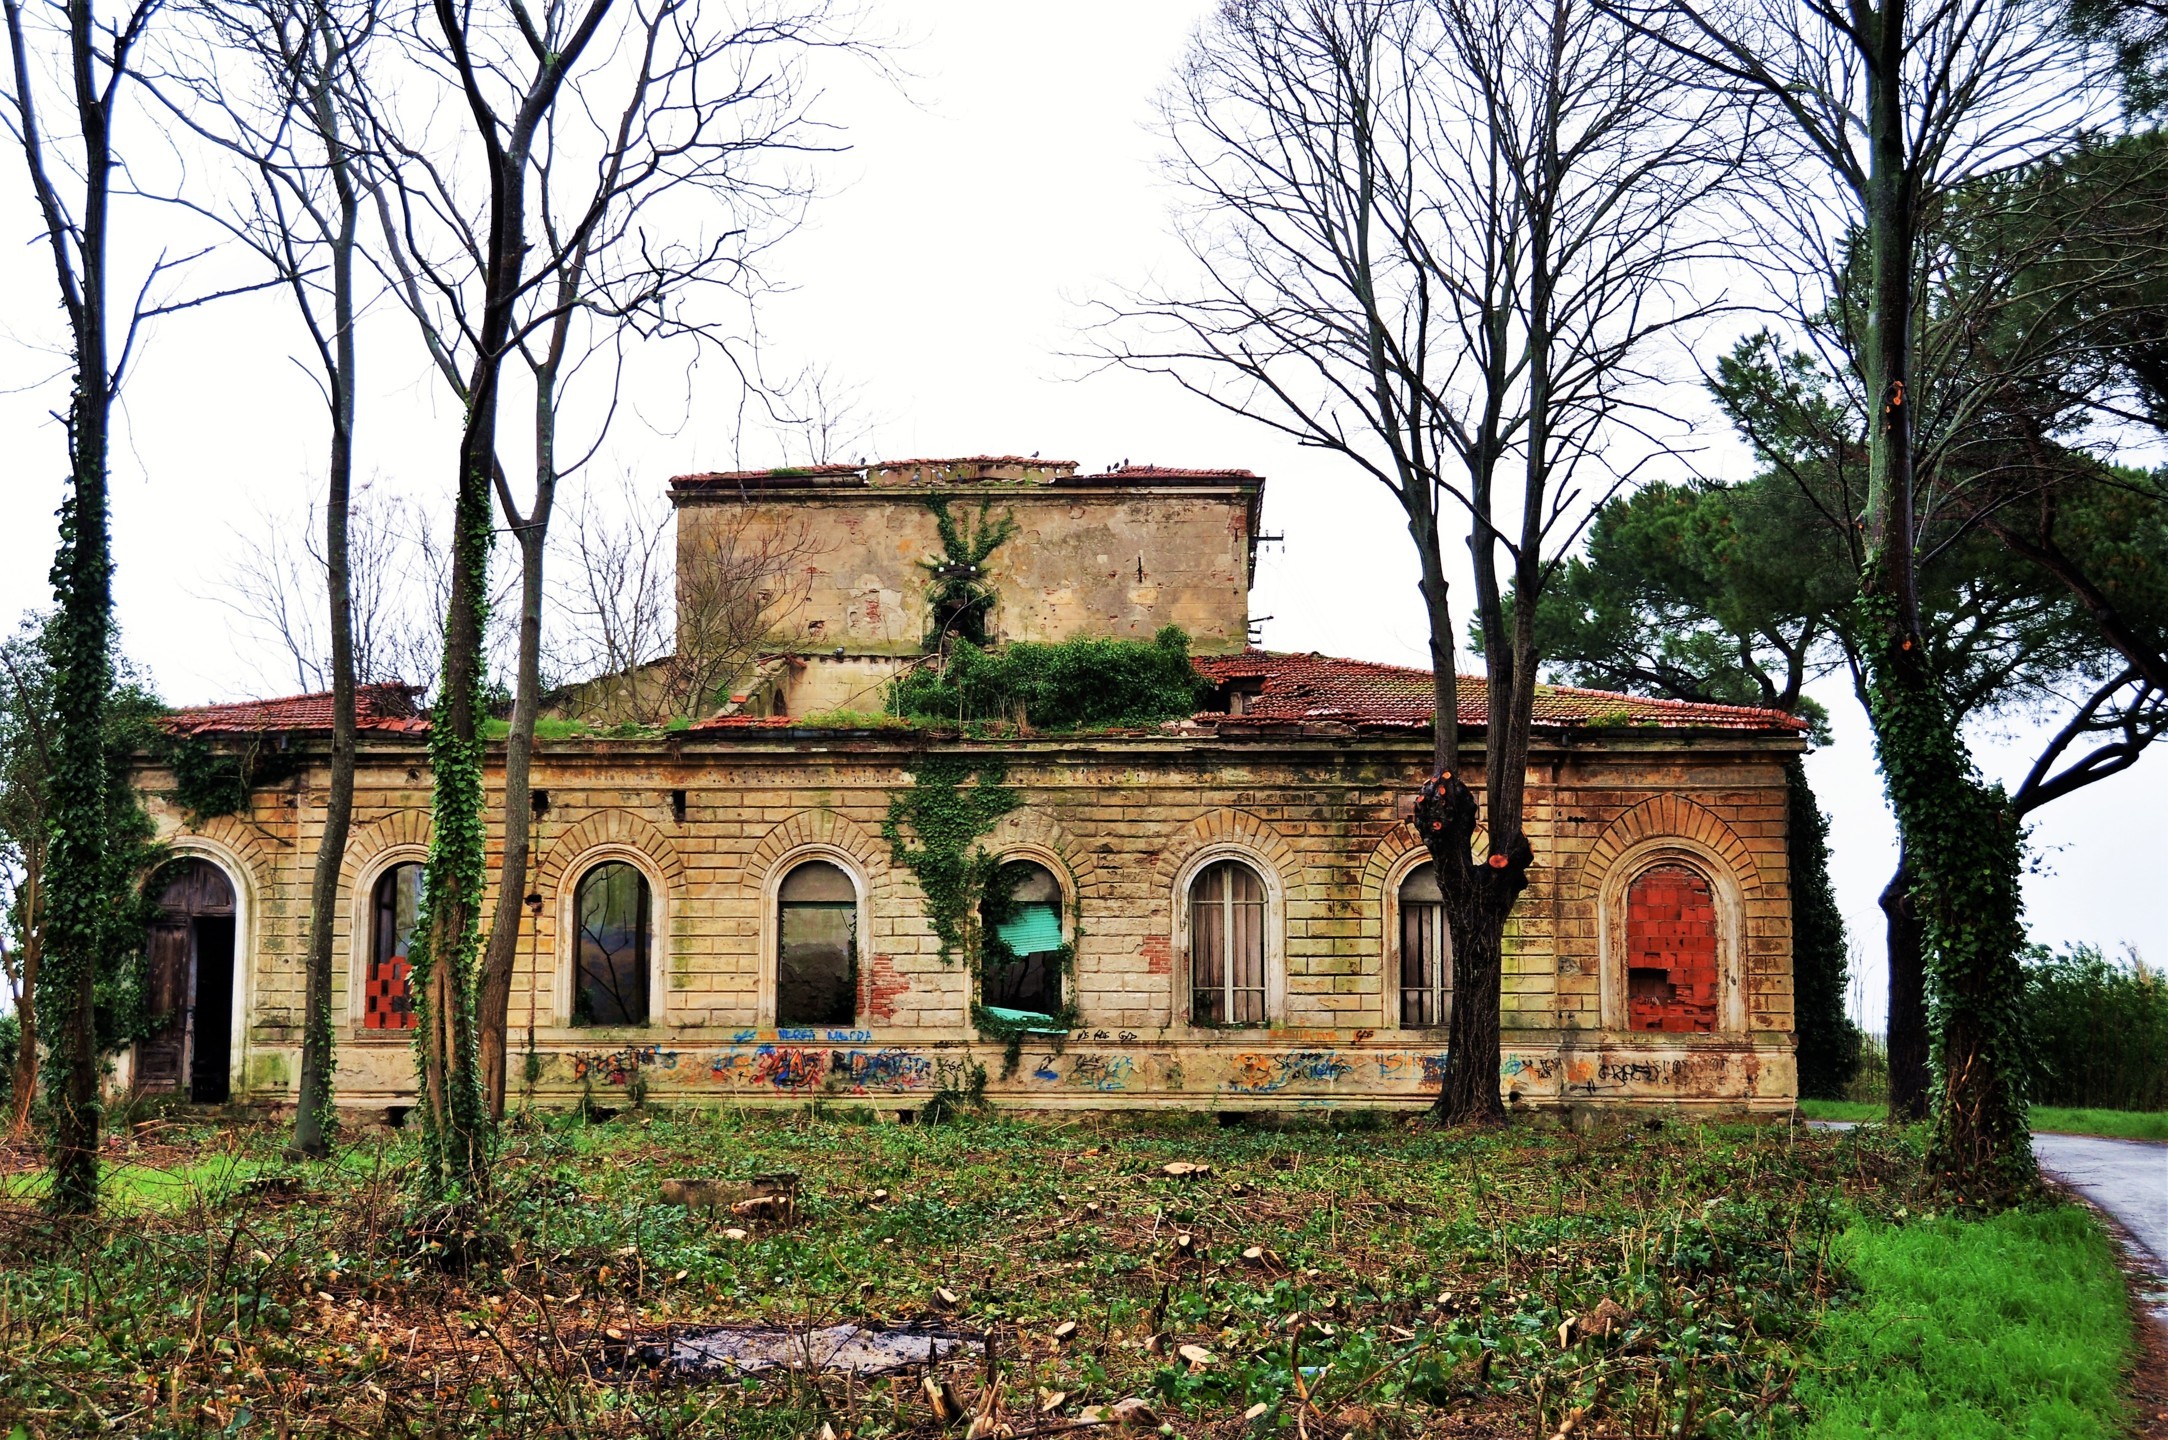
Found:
[133,455,1807,1116]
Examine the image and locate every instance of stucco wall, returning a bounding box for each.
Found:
[134,729,1798,1115]
[673,481,1260,661]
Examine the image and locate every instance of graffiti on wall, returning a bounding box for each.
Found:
[1226,1050,1355,1094]
[570,1046,680,1086]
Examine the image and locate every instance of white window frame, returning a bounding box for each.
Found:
[1171,844,1285,1030]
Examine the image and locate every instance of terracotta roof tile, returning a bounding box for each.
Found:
[1060,464,1260,486]
[1190,651,1806,733]
[162,683,428,736]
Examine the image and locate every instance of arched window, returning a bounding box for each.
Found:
[777,860,856,1026]
[573,862,651,1026]
[365,863,424,1031]
[982,860,1064,1015]
[1189,859,1267,1026]
[1626,864,1718,1032]
[1398,862,1450,1028]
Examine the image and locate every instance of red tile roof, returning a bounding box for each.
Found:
[161,683,428,736]
[164,656,1800,740]
[1059,464,1260,487]
[1190,652,1806,733]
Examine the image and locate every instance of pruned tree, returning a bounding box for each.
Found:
[367,0,862,1168]
[553,473,820,723]
[1611,0,2127,1194]
[1103,0,1741,1123]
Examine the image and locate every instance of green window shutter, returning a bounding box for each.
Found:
[995,902,1063,956]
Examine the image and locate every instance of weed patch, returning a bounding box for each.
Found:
[1800,1205,2133,1437]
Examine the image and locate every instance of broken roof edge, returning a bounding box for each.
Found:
[669,457,1264,493]
[159,681,428,737]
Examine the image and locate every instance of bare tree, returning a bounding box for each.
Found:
[364,0,863,1165]
[1103,0,1739,1123]
[146,0,384,1156]
[553,473,820,723]
[215,486,485,698]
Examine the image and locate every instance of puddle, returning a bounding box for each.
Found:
[621,1322,980,1378]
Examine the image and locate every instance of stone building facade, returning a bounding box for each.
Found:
[136,457,1806,1116]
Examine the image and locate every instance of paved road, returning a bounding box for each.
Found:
[2033,1131,2168,1319]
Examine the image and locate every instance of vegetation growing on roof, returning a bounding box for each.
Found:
[889,626,1212,730]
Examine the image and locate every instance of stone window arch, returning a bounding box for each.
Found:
[1175,847,1284,1028]
[554,844,670,1027]
[1598,841,1747,1034]
[760,845,872,1028]
[352,852,426,1032]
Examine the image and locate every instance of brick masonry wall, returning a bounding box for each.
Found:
[131,730,1799,1112]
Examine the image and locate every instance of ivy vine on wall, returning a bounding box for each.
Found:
[882,754,1078,1067]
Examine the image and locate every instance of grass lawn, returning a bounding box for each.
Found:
[1801,1206,2133,1438]
[1798,1098,2168,1142]
[0,1107,2135,1438]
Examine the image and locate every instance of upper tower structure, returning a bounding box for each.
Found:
[668,456,1265,673]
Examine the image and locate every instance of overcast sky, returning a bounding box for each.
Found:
[3,0,2160,1029]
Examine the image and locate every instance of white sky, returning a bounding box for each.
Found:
[2,0,2159,1030]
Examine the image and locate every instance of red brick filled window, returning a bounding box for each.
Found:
[1625,865,1719,1033]
[365,863,423,1030]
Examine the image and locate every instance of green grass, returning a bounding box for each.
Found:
[1798,1097,2168,1141]
[1801,1206,2133,1438]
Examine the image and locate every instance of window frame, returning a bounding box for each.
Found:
[1387,853,1452,1031]
[758,845,872,1030]
[553,845,670,1028]
[1173,846,1284,1030]
[979,851,1072,1017]
[348,845,429,1037]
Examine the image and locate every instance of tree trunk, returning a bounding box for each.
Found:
[1420,772,1531,1125]
[1880,857,1930,1120]
[479,520,545,1118]
[1855,0,2032,1195]
[6,899,36,1138]
[292,84,362,1160]
[415,432,495,1194]
[44,354,114,1216]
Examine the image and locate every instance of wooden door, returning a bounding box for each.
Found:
[136,859,236,1096]
[138,917,192,1092]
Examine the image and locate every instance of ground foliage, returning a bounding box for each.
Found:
[0,1107,1973,1438]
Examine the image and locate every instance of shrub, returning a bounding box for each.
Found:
[2025,944,2168,1111]
[1788,760,1860,1098]
[889,626,1213,730]
[0,1010,17,1102]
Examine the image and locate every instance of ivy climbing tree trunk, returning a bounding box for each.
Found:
[1852,0,2032,1194]
[4,0,163,1215]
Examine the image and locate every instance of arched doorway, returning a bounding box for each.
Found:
[140,858,237,1103]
